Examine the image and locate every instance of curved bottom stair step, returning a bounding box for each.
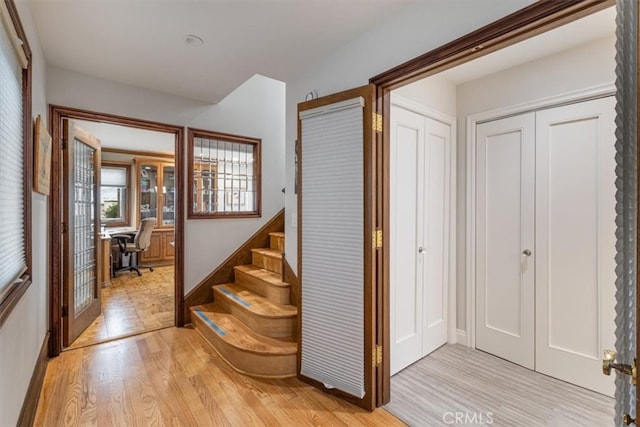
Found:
[190,303,297,378]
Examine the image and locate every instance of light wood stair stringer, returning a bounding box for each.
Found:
[190,231,297,378]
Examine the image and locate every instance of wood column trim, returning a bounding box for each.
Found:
[282,255,298,309]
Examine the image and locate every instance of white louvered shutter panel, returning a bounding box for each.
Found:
[0,7,26,304]
[299,97,365,398]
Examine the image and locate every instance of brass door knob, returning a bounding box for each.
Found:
[603,349,616,375]
[624,414,635,425]
[603,349,637,385]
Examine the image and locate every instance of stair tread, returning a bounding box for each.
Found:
[214,283,297,318]
[191,303,296,355]
[235,264,289,287]
[251,248,283,258]
[269,232,285,238]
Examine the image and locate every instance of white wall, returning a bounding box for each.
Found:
[0,1,49,425]
[284,0,536,272]
[184,75,285,292]
[393,74,457,118]
[455,35,616,331]
[47,68,286,294]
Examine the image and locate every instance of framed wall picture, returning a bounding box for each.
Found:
[34,114,52,195]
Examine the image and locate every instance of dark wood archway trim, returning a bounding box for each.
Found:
[371,0,612,89]
[369,0,615,407]
[48,105,185,357]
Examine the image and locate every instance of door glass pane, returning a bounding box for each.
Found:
[74,138,97,315]
[140,164,158,221]
[162,165,175,226]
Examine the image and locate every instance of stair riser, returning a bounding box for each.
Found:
[252,252,283,275]
[270,235,284,251]
[234,268,290,305]
[214,289,296,338]
[192,312,296,378]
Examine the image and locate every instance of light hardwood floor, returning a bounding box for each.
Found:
[66,266,175,350]
[385,344,615,427]
[35,327,405,426]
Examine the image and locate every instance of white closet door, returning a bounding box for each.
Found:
[476,112,536,369]
[422,116,451,357]
[390,106,425,375]
[390,104,451,375]
[535,96,616,396]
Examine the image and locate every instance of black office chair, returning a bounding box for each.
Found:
[112,217,157,277]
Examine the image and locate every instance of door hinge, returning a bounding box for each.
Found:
[61,222,67,233]
[372,229,383,249]
[375,345,383,367]
[61,137,68,150]
[372,113,383,133]
[61,305,68,317]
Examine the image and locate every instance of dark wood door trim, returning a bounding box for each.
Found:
[370,0,614,407]
[297,84,378,411]
[371,0,613,89]
[48,105,185,357]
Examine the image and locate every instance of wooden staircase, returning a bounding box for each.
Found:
[190,232,297,378]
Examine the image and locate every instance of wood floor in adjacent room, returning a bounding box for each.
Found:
[35,327,404,427]
[66,265,175,350]
[385,344,615,427]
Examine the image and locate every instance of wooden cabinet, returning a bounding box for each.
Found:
[140,229,174,266]
[136,159,175,229]
[135,158,175,266]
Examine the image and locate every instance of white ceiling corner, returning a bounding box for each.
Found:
[27,0,414,103]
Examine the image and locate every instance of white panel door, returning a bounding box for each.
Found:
[390,106,424,375]
[535,97,616,396]
[390,105,451,375]
[476,112,536,369]
[422,116,451,357]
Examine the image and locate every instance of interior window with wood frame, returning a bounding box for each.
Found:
[100,162,131,227]
[188,128,261,218]
[0,0,32,328]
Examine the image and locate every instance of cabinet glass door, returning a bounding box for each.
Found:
[162,165,175,226]
[140,164,158,221]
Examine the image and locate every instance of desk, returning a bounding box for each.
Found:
[99,235,112,287]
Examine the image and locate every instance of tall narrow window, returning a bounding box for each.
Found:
[100,163,130,227]
[188,128,261,218]
[0,0,32,327]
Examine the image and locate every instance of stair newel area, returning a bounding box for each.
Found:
[190,232,298,378]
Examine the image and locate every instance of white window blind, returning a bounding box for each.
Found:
[0,7,26,304]
[101,166,127,186]
[299,97,365,398]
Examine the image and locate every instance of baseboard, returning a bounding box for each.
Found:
[18,332,50,426]
[184,209,284,323]
[456,329,468,346]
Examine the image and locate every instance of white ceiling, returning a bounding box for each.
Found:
[74,120,175,154]
[438,6,616,85]
[28,0,412,103]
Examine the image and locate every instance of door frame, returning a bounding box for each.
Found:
[369,0,615,406]
[48,105,185,357]
[465,83,616,349]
